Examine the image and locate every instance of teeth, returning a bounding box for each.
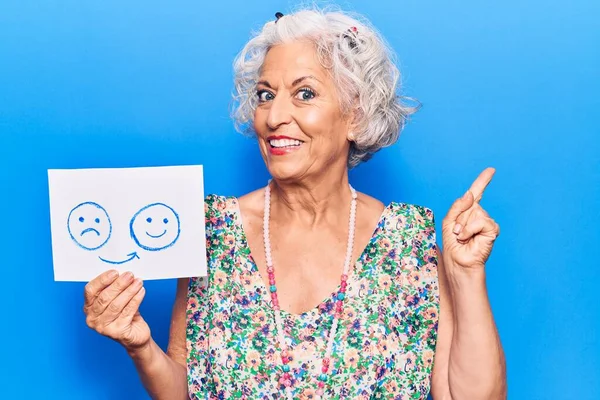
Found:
[269,139,302,148]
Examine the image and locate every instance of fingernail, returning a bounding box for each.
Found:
[122,271,133,280]
[453,223,462,234]
[462,190,470,199]
[108,270,118,279]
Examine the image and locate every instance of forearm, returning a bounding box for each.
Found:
[127,339,188,400]
[447,268,506,400]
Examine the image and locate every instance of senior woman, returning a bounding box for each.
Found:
[83,8,506,400]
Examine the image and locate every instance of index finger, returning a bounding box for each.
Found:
[468,167,495,202]
[84,269,119,308]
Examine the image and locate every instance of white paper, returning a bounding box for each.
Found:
[48,165,207,281]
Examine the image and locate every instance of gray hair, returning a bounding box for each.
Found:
[231,6,419,168]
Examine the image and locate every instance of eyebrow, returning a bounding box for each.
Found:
[257,75,322,89]
[292,75,321,87]
[257,80,273,89]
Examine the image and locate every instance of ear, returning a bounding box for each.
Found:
[346,97,361,142]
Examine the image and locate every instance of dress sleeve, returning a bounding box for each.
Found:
[186,194,222,397]
[386,202,440,397]
[407,204,440,395]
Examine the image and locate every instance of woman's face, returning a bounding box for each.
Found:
[253,40,353,182]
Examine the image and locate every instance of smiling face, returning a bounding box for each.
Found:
[253,40,354,181]
[130,203,180,251]
[67,202,112,250]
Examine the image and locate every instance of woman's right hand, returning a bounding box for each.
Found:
[84,270,151,352]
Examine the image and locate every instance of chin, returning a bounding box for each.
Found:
[266,161,307,182]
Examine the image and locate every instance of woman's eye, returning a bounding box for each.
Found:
[257,90,274,102]
[295,88,315,101]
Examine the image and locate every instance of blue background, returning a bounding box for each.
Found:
[0,0,598,398]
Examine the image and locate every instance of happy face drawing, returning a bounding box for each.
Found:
[67,202,180,264]
[130,203,180,251]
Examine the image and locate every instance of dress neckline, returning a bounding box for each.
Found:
[231,197,392,318]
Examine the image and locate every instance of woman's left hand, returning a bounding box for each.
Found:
[441,167,501,273]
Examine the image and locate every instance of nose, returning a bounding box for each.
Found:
[266,93,293,130]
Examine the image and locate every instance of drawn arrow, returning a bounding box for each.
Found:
[99,252,140,265]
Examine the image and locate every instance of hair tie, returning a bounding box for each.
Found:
[275,12,284,22]
[343,26,359,49]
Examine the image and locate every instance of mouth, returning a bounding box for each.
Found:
[146,229,167,238]
[80,228,100,236]
[99,252,140,265]
[267,136,304,155]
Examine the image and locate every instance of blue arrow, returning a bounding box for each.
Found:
[99,252,140,265]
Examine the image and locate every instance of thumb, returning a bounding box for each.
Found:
[445,190,475,222]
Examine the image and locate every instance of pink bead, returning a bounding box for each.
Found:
[283,379,292,387]
[322,358,330,365]
[340,287,346,293]
[283,372,291,380]
[341,281,347,288]
[269,278,275,285]
[281,350,289,358]
[341,274,348,281]
[321,366,328,373]
[316,388,324,396]
[281,356,289,364]
[267,267,274,273]
[318,381,325,388]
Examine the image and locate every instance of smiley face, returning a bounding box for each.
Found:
[130,203,180,251]
[67,202,112,250]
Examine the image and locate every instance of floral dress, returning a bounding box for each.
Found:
[186,194,440,399]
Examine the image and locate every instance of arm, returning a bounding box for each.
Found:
[83,271,189,400]
[127,277,190,400]
[430,246,506,400]
[431,167,507,399]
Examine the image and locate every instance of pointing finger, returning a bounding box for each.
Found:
[468,167,495,203]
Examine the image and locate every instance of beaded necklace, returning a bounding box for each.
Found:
[262,182,358,399]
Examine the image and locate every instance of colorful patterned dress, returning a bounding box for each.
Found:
[186,194,440,399]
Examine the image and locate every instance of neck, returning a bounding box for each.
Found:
[269,172,353,227]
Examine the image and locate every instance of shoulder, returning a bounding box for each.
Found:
[203,191,264,234]
[203,194,239,236]
[388,201,436,228]
[385,202,439,278]
[355,192,435,234]
[204,194,237,216]
[384,201,437,246]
